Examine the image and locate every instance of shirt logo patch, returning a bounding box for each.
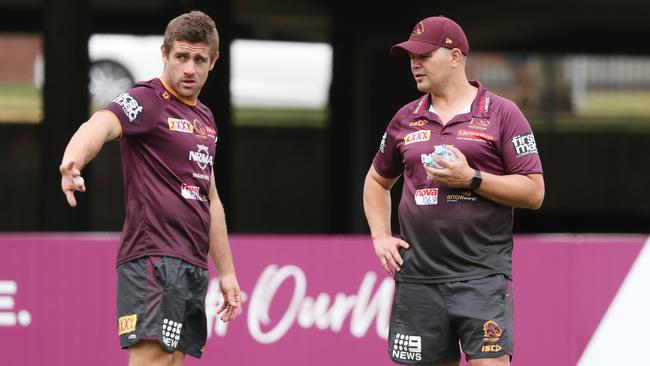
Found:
[205,124,216,138]
[458,129,496,142]
[189,144,213,170]
[379,132,387,154]
[193,119,208,139]
[404,130,431,145]
[392,332,422,361]
[168,118,194,133]
[446,190,478,203]
[118,314,137,335]
[112,93,143,122]
[181,184,206,202]
[512,132,538,158]
[414,188,438,205]
[409,119,428,127]
[468,117,490,130]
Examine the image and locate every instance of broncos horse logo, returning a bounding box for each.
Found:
[483,320,503,338]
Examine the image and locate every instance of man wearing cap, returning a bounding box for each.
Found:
[363,16,544,366]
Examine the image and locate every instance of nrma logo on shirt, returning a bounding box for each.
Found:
[189,144,213,170]
[392,333,422,361]
[414,188,438,205]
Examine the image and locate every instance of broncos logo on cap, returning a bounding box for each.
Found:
[412,22,425,35]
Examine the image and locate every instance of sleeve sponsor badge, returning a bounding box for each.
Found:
[511,132,538,158]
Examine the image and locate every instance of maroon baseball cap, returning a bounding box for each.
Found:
[391,16,469,56]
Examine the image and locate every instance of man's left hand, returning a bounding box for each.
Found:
[217,273,241,322]
[423,146,475,188]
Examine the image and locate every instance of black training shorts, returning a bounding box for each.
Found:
[388,275,514,365]
[117,256,209,358]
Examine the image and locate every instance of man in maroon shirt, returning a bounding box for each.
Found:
[59,11,240,366]
[363,16,545,366]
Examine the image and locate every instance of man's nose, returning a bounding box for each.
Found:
[184,61,196,74]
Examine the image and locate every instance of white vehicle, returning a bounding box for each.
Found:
[35,35,332,109]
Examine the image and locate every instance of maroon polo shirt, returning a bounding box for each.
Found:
[373,80,543,283]
[104,78,218,268]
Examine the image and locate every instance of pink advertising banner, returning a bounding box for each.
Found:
[0,234,646,365]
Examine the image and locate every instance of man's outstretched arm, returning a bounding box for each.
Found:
[60,110,122,207]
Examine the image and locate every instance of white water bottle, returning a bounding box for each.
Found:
[423,145,457,169]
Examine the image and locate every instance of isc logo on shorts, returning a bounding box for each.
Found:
[392,333,422,361]
[118,314,137,335]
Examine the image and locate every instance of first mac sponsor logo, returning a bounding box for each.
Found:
[512,133,538,158]
[112,92,143,122]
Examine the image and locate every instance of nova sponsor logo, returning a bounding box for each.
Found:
[512,132,538,158]
[404,130,431,145]
[392,333,422,361]
[205,265,393,343]
[118,314,137,335]
[168,118,194,133]
[189,144,213,170]
[0,280,31,327]
[458,129,495,142]
[181,183,206,201]
[162,318,182,349]
[113,92,143,122]
[446,190,477,203]
[414,188,438,205]
[409,119,428,127]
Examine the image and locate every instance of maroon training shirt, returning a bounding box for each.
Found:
[373,81,543,283]
[104,78,218,268]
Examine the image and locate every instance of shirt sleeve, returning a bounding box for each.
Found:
[498,99,543,175]
[102,86,164,137]
[372,114,403,178]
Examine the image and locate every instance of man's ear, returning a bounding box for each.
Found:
[161,45,169,65]
[450,48,464,67]
[209,51,220,71]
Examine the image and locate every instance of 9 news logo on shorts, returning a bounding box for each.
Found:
[392,332,422,361]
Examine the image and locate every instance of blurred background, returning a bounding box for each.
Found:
[1,1,650,366]
[0,0,649,234]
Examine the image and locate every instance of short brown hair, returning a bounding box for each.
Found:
[163,10,219,55]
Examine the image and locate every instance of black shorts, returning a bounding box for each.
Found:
[388,275,514,365]
[117,256,209,358]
